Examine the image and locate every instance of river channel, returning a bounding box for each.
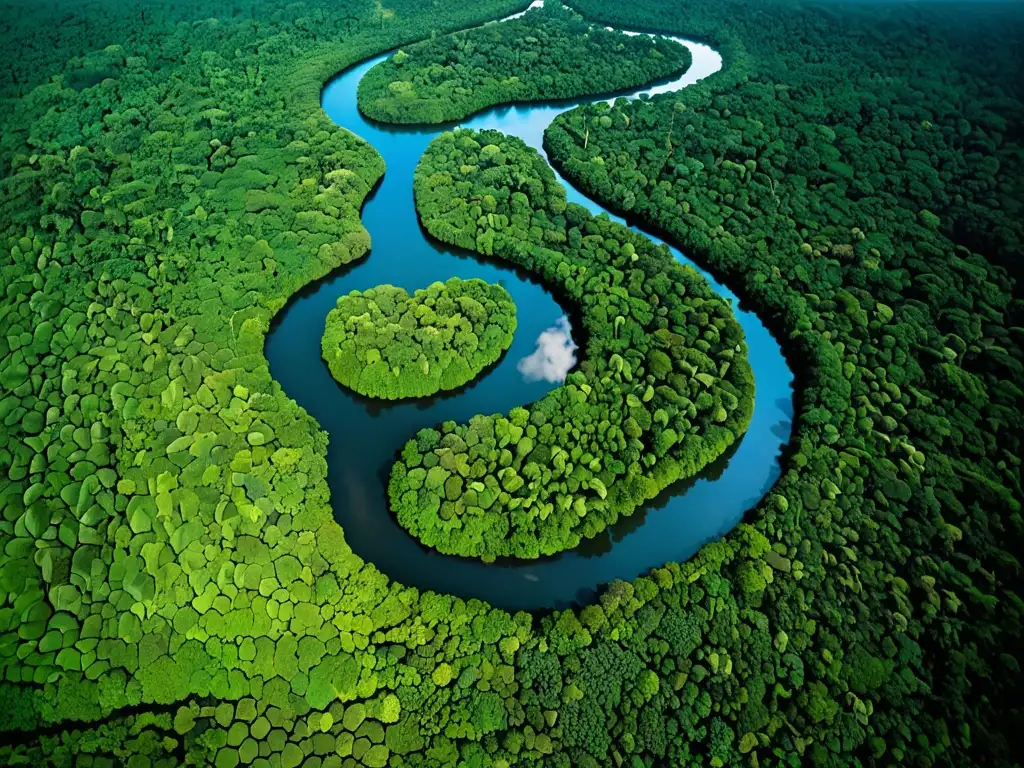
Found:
[265,5,794,611]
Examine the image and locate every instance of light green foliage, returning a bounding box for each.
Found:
[389,128,753,559]
[359,3,691,124]
[0,0,532,763]
[321,277,516,399]
[432,662,454,687]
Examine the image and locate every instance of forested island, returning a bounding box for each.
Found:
[0,0,1021,766]
[358,3,690,123]
[321,278,516,399]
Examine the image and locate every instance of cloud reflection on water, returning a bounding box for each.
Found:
[517,316,577,383]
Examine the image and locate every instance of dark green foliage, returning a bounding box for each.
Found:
[539,0,1024,764]
[321,277,516,399]
[389,128,753,560]
[359,3,690,124]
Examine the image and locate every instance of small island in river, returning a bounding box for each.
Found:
[322,277,517,399]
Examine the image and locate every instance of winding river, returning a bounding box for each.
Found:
[265,5,794,611]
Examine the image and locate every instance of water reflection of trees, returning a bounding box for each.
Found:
[574,437,742,558]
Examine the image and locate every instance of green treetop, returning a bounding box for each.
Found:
[358,2,691,124]
[321,277,517,399]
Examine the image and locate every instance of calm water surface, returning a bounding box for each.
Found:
[265,16,794,611]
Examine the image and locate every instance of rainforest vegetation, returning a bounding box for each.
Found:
[321,278,516,400]
[0,0,1022,766]
[388,129,752,560]
[540,0,1024,764]
[358,3,690,124]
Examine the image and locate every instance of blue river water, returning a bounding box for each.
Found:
[265,18,794,611]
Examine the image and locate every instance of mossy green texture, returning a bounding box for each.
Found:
[388,129,753,560]
[358,3,691,124]
[0,0,1021,765]
[321,278,516,399]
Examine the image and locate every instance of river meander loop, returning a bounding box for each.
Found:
[265,4,794,611]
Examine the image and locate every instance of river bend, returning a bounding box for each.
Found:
[265,5,794,611]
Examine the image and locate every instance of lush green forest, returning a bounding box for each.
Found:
[0,0,1022,767]
[358,3,690,124]
[389,129,752,560]
[321,278,516,399]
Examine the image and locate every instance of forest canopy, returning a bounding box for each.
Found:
[358,2,691,124]
[542,0,1024,763]
[321,277,517,399]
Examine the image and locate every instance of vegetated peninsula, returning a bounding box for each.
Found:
[358,2,691,124]
[388,129,753,560]
[322,278,516,399]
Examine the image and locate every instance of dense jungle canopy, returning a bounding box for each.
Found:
[0,0,1022,766]
[322,278,517,400]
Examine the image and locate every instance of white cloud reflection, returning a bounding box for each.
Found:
[518,316,577,383]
